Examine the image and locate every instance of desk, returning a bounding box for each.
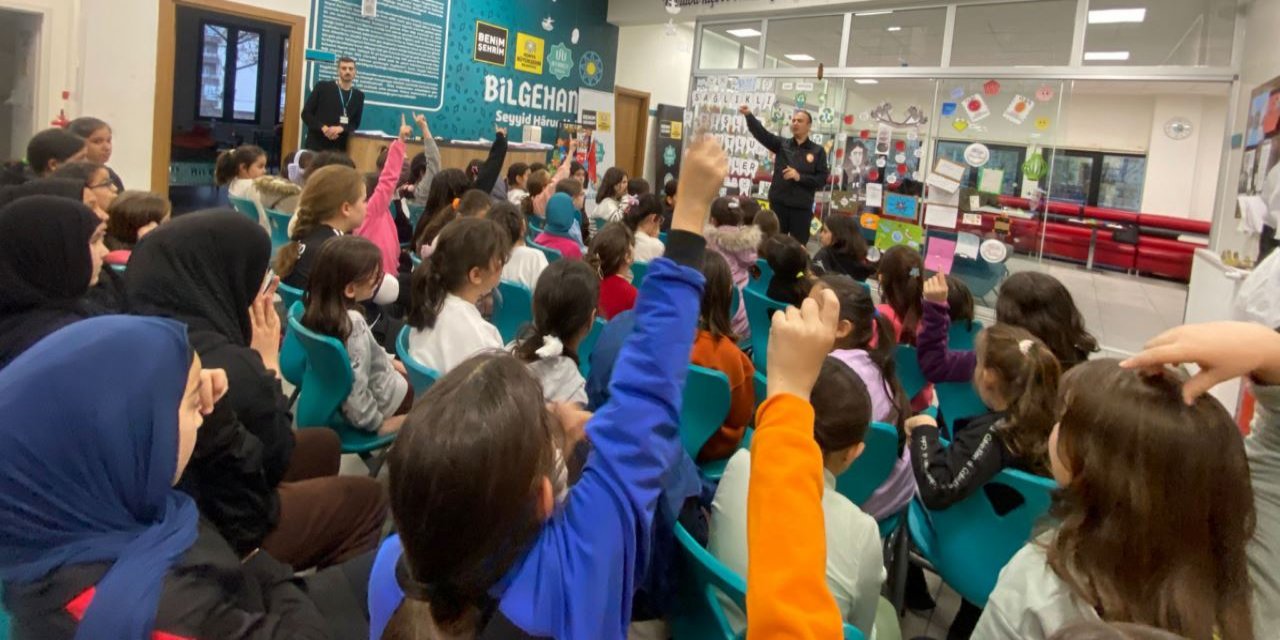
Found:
[346,134,551,176]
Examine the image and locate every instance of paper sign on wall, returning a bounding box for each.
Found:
[961,213,983,227]
[875,219,924,251]
[874,124,893,156]
[926,173,961,194]
[860,212,881,230]
[956,232,981,259]
[934,158,966,182]
[964,94,991,122]
[883,193,918,220]
[977,167,1005,194]
[865,183,883,208]
[925,236,957,274]
[1003,94,1034,125]
[924,204,959,230]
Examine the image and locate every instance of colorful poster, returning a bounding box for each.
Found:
[963,94,991,123]
[652,104,685,186]
[875,219,924,251]
[883,193,918,220]
[1003,94,1034,125]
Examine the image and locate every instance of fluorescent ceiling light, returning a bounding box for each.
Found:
[784,53,815,61]
[725,28,761,38]
[855,79,879,84]
[1084,50,1131,61]
[855,10,894,17]
[1088,8,1146,24]
[886,26,902,32]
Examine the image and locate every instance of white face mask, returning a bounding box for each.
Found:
[372,273,399,306]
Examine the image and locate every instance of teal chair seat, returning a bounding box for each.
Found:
[531,240,563,264]
[908,468,1057,606]
[935,382,988,435]
[493,280,534,344]
[630,261,649,288]
[577,317,605,377]
[287,316,396,471]
[265,208,292,251]
[834,422,900,507]
[280,302,306,389]
[228,195,260,222]
[680,365,732,478]
[405,203,426,231]
[894,345,928,400]
[395,325,440,396]
[742,287,787,371]
[671,523,865,640]
[747,258,773,293]
[947,319,984,351]
[276,282,304,312]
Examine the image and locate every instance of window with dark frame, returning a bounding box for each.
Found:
[934,140,1147,210]
[197,21,262,123]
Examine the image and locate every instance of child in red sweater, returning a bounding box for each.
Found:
[690,251,755,462]
[589,221,637,320]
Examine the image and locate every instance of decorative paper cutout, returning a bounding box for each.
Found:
[964,143,990,167]
[1035,85,1054,102]
[952,119,969,132]
[883,193,918,219]
[843,114,855,125]
[875,218,924,251]
[874,124,893,156]
[895,153,907,163]
[860,212,881,230]
[950,87,965,100]
[933,158,966,182]
[964,95,991,123]
[870,102,929,128]
[941,102,958,116]
[1003,95,1034,125]
[1035,117,1051,130]
[983,80,1001,96]
[924,236,957,274]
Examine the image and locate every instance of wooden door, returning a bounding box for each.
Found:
[614,86,650,179]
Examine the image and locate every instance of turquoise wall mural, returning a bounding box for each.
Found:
[307,0,619,144]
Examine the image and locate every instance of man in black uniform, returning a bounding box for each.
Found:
[301,56,365,152]
[740,105,830,244]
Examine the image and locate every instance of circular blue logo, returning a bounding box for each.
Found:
[579,51,603,87]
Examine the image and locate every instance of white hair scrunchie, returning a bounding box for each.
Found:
[536,335,565,359]
[1018,339,1034,355]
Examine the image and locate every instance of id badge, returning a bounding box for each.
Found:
[339,116,350,125]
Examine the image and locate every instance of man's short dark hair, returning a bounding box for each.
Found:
[338,56,356,65]
[795,110,813,124]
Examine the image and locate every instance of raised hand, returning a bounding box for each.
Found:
[672,135,728,235]
[923,273,948,304]
[739,105,752,116]
[766,288,840,402]
[399,114,412,140]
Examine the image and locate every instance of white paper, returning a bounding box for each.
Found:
[962,213,983,226]
[956,232,981,259]
[933,158,967,182]
[928,187,961,207]
[865,183,883,208]
[964,94,991,123]
[926,172,961,194]
[969,195,981,211]
[924,204,959,229]
[1003,94,1035,125]
[978,168,1005,194]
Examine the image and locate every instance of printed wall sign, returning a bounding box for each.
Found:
[514,32,545,74]
[474,21,508,66]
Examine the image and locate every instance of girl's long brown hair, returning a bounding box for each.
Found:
[996,271,1099,370]
[877,245,924,345]
[1047,359,1255,640]
[274,164,364,277]
[585,221,633,278]
[699,251,737,342]
[976,324,1060,473]
[300,235,382,341]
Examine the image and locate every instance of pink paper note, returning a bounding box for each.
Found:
[925,236,957,275]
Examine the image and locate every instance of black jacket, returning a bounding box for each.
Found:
[744,113,830,209]
[911,411,1042,511]
[2,521,329,640]
[812,246,875,282]
[282,225,341,291]
[302,80,365,152]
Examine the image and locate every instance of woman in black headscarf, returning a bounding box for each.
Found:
[0,195,107,368]
[127,210,387,570]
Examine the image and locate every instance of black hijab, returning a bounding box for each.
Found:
[127,210,271,346]
[0,177,85,208]
[0,196,102,368]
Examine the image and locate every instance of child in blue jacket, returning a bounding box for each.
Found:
[367,137,728,640]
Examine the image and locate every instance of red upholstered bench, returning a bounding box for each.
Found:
[1138,213,1211,236]
[1135,235,1198,281]
[1082,206,1140,226]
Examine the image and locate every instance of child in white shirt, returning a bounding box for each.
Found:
[510,260,599,405]
[490,202,548,293]
[624,193,666,264]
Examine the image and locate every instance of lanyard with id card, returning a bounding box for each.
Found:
[339,86,353,125]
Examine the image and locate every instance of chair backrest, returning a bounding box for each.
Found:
[277,282,304,312]
[531,240,563,263]
[406,203,426,231]
[493,280,534,343]
[947,319,984,351]
[228,195,260,222]
[748,258,773,292]
[913,468,1057,606]
[893,345,928,400]
[671,523,866,640]
[742,287,787,371]
[577,316,606,377]
[265,208,292,250]
[279,301,307,387]
[287,315,354,429]
[834,422,901,507]
[935,382,988,435]
[631,261,650,288]
[752,369,767,409]
[396,325,440,396]
[680,365,732,462]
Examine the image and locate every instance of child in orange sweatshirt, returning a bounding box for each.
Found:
[691,251,756,462]
[745,287,844,640]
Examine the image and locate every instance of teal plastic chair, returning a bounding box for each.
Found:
[834,422,900,507]
[659,231,669,244]
[410,253,422,269]
[265,208,292,250]
[277,282,304,312]
[752,369,767,408]
[287,316,396,472]
[527,217,544,244]
[280,302,306,389]
[947,319,984,351]
[743,287,787,371]
[680,365,732,478]
[228,195,260,222]
[630,261,649,288]
[747,258,773,293]
[577,317,605,377]
[531,240,563,263]
[935,382,988,436]
[405,203,426,231]
[493,280,534,343]
[670,523,865,640]
[894,345,928,400]
[109,263,126,273]
[395,325,440,396]
[908,468,1057,606]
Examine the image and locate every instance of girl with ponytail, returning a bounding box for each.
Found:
[512,260,599,405]
[586,221,636,320]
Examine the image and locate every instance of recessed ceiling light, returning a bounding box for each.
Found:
[784,53,815,61]
[855,10,894,17]
[1084,50,1131,61]
[725,28,762,38]
[1088,8,1146,24]
[886,26,902,32]
[855,79,879,84]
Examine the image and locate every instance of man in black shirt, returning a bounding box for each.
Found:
[740,105,830,244]
[301,56,365,152]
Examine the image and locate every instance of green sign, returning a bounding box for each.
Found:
[548,42,573,80]
[663,144,676,166]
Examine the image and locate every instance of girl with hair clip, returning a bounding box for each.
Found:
[763,234,814,307]
[976,324,1265,640]
[588,221,637,320]
[535,192,587,260]
[814,214,874,282]
[624,193,666,263]
[916,271,1100,384]
[711,357,883,636]
[691,251,755,462]
[876,244,925,345]
[592,166,629,233]
[365,135,728,640]
[302,235,410,435]
[511,260,599,405]
[417,189,494,258]
[909,324,1062,640]
[706,195,760,338]
[809,274,915,521]
[407,217,511,375]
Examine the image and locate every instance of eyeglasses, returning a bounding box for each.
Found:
[89,180,117,191]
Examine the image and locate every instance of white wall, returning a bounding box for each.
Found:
[1142,95,1221,219]
[615,22,695,183]
[1,0,80,150]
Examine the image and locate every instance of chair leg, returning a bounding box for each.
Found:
[360,451,386,478]
[889,517,911,616]
[287,387,300,409]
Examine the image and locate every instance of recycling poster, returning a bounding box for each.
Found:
[653,104,685,187]
[308,0,619,144]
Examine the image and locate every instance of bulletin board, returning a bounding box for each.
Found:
[1238,74,1280,259]
[687,76,778,197]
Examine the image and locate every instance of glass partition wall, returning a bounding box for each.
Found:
[689,0,1236,311]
